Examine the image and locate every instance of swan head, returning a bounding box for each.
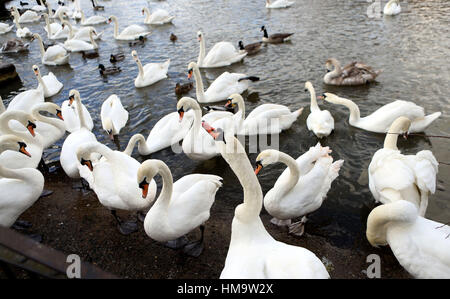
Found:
[68,89,81,106]
[224,94,243,108]
[107,16,116,24]
[30,33,41,42]
[388,116,411,134]
[131,50,139,62]
[197,31,203,42]
[0,135,31,157]
[187,62,197,79]
[137,160,160,199]
[304,81,313,92]
[102,118,115,140]
[3,111,37,137]
[33,102,64,121]
[325,58,339,72]
[320,92,338,103]
[254,149,280,175]
[177,97,197,122]
[238,41,244,50]
[32,65,40,77]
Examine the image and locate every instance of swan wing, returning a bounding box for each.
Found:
[205,72,248,100]
[121,24,148,36]
[44,45,67,61]
[411,150,438,194]
[101,95,129,134]
[203,42,242,67]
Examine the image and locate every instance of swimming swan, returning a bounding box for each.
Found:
[305,82,334,138]
[132,50,170,88]
[31,33,69,66]
[108,15,151,41]
[323,58,381,86]
[32,65,63,98]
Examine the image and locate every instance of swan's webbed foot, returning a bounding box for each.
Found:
[270,217,291,227]
[182,225,205,257]
[164,236,189,249]
[288,216,307,237]
[40,189,53,198]
[117,221,138,235]
[12,220,32,230]
[137,211,146,223]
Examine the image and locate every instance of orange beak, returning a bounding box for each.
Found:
[56,110,64,120]
[224,100,232,107]
[178,107,184,122]
[81,158,93,171]
[187,70,193,79]
[34,69,39,76]
[254,164,263,175]
[27,124,36,137]
[317,96,324,100]
[141,183,149,198]
[19,144,31,157]
[201,121,215,133]
[68,95,74,106]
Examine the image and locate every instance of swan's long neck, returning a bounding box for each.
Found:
[327,95,360,125]
[89,30,97,48]
[192,64,206,102]
[111,16,119,38]
[63,21,74,40]
[46,2,53,18]
[0,97,5,114]
[276,152,300,196]
[78,142,113,164]
[33,107,65,132]
[143,7,150,22]
[0,164,27,181]
[80,10,86,23]
[383,117,410,150]
[34,34,46,57]
[328,59,342,78]
[152,160,174,208]
[12,13,22,30]
[58,10,65,23]
[123,134,148,156]
[307,85,319,112]
[197,36,206,66]
[74,93,87,129]
[136,58,145,79]
[44,14,51,37]
[0,113,32,142]
[189,101,202,138]
[35,71,49,96]
[235,96,246,121]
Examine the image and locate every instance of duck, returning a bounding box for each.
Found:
[196,31,247,68]
[137,159,222,256]
[0,39,29,53]
[260,26,293,43]
[265,0,294,8]
[305,82,334,138]
[77,141,157,235]
[383,0,401,15]
[142,7,174,25]
[63,27,98,52]
[0,22,14,35]
[187,61,259,103]
[108,15,151,41]
[0,134,44,228]
[177,97,220,161]
[324,58,381,86]
[255,144,343,236]
[60,90,98,179]
[0,110,43,169]
[368,117,438,217]
[100,95,128,140]
[31,33,69,66]
[110,52,125,63]
[80,50,99,59]
[32,65,63,98]
[10,6,41,23]
[132,50,170,88]
[80,10,107,25]
[203,127,330,278]
[99,64,121,76]
[320,93,441,133]
[128,35,146,47]
[366,200,450,278]
[61,90,94,133]
[224,94,303,135]
[238,40,262,55]
[175,82,193,96]
[62,20,102,42]
[31,0,47,12]
[170,33,177,42]
[123,110,195,156]
[11,11,32,38]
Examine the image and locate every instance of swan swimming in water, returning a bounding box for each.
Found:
[323,58,381,86]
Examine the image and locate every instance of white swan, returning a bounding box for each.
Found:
[80,10,107,25]
[0,110,43,169]
[225,93,303,135]
[31,33,69,66]
[187,61,259,103]
[29,102,66,149]
[265,0,294,8]
[0,22,13,34]
[321,93,442,133]
[10,7,41,23]
[137,159,222,256]
[204,128,329,278]
[7,72,44,113]
[305,82,334,138]
[70,0,82,19]
[177,97,220,161]
[101,94,128,139]
[61,90,94,133]
[32,65,63,98]
[108,15,151,41]
[368,117,438,217]
[383,0,401,16]
[0,135,44,228]
[123,110,194,156]
[132,50,170,88]
[31,0,47,12]
[366,200,450,278]
[255,144,343,236]
[63,27,98,52]
[60,90,98,179]
[142,7,174,25]
[47,2,72,19]
[196,31,247,68]
[62,20,102,41]
[11,11,32,38]
[43,13,63,40]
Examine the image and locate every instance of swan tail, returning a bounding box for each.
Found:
[328,160,344,182]
[409,112,441,132]
[238,76,260,82]
[291,107,304,119]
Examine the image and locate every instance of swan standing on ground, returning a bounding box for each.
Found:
[196,31,247,68]
[366,200,450,278]
[0,135,44,228]
[108,15,151,40]
[101,95,128,140]
[323,58,381,86]
[177,97,219,161]
[63,28,98,52]
[10,6,41,23]
[11,11,32,38]
[123,110,194,156]
[80,10,107,25]
[0,22,14,34]
[265,0,294,8]
[255,144,343,236]
[31,33,69,66]
[368,117,438,217]
[61,90,94,133]
[305,82,334,138]
[321,93,442,133]
[224,94,303,135]
[187,61,259,103]
[203,127,329,278]
[137,160,222,256]
[32,65,63,98]
[142,7,174,25]
[60,90,98,179]
[132,50,170,88]
[384,0,401,15]
[77,141,157,235]
[0,111,43,169]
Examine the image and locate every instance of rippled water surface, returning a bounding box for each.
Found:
[1,0,449,251]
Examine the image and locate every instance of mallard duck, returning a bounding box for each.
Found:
[175,82,193,96]
[81,50,99,59]
[170,33,177,42]
[98,64,121,76]
[128,36,146,47]
[324,58,381,86]
[238,40,262,55]
[260,26,293,43]
[0,39,29,53]
[110,52,125,63]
